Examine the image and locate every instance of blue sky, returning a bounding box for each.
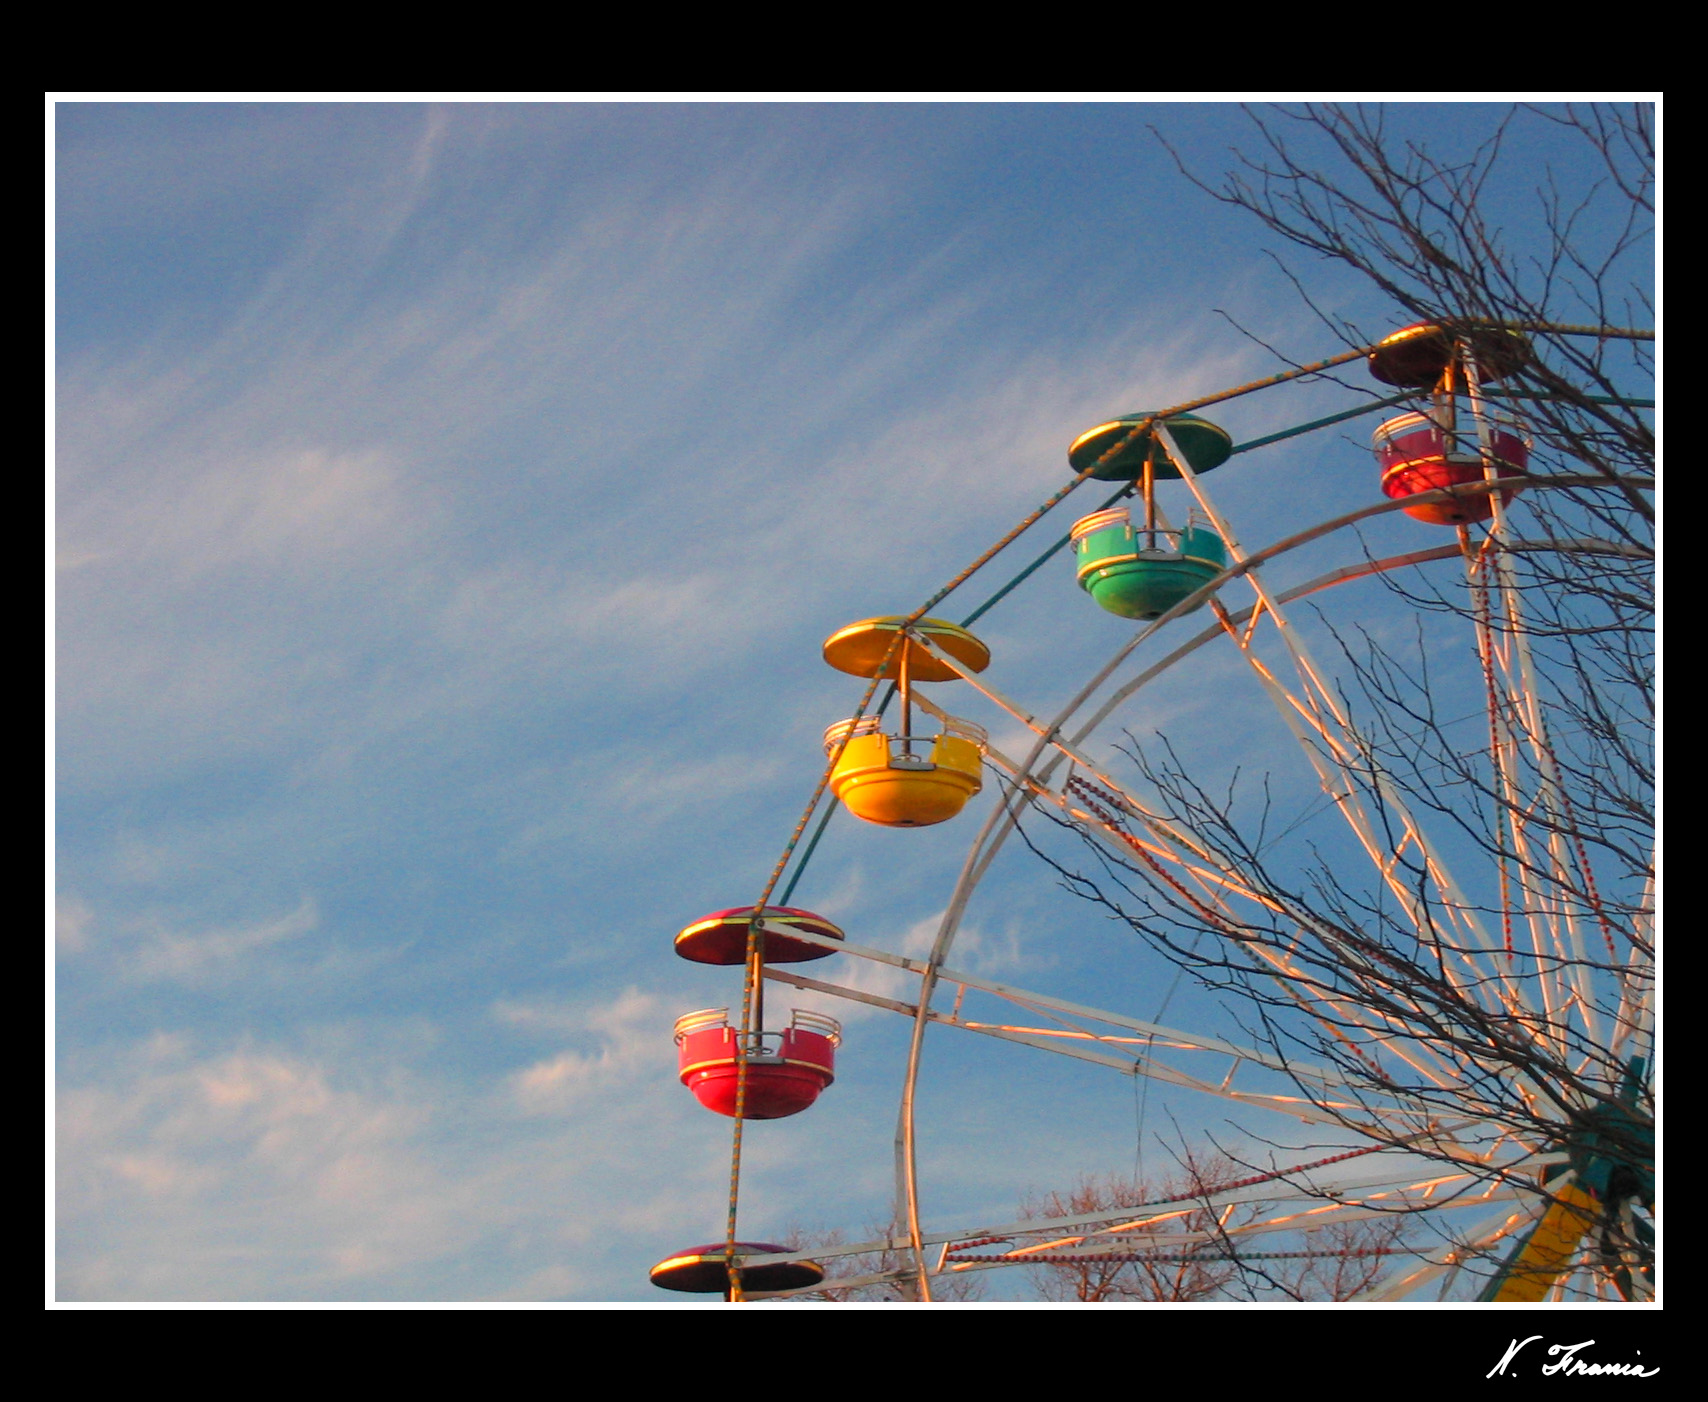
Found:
[53,98,1655,1303]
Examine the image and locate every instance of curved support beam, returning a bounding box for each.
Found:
[888,474,1652,1302]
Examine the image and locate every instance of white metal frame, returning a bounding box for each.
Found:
[774,436,1652,1302]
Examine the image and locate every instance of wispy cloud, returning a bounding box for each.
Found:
[59,894,354,991]
[56,894,94,952]
[130,898,319,983]
[55,1021,728,1300]
[58,1037,474,1298]
[502,987,674,1115]
[57,104,1405,1302]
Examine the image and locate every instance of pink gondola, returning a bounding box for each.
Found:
[675,1007,840,1119]
[1373,410,1530,525]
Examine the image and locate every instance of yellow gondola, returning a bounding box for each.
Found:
[820,617,990,827]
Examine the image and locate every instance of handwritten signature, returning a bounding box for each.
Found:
[1489,1337,1657,1378]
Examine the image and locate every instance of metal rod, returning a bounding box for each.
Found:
[1480,389,1654,409]
[958,485,1131,629]
[762,945,1355,1089]
[1228,392,1414,454]
[775,685,894,906]
[899,630,912,753]
[1143,445,1155,547]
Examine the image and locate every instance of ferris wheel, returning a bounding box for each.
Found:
[648,322,1655,1304]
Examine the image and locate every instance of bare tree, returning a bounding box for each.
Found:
[1036,104,1654,1300]
[1021,1169,1234,1302]
[780,1157,1407,1303]
[1017,1152,1408,1303]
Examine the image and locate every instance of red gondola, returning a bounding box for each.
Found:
[1373,410,1530,525]
[675,1007,840,1119]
